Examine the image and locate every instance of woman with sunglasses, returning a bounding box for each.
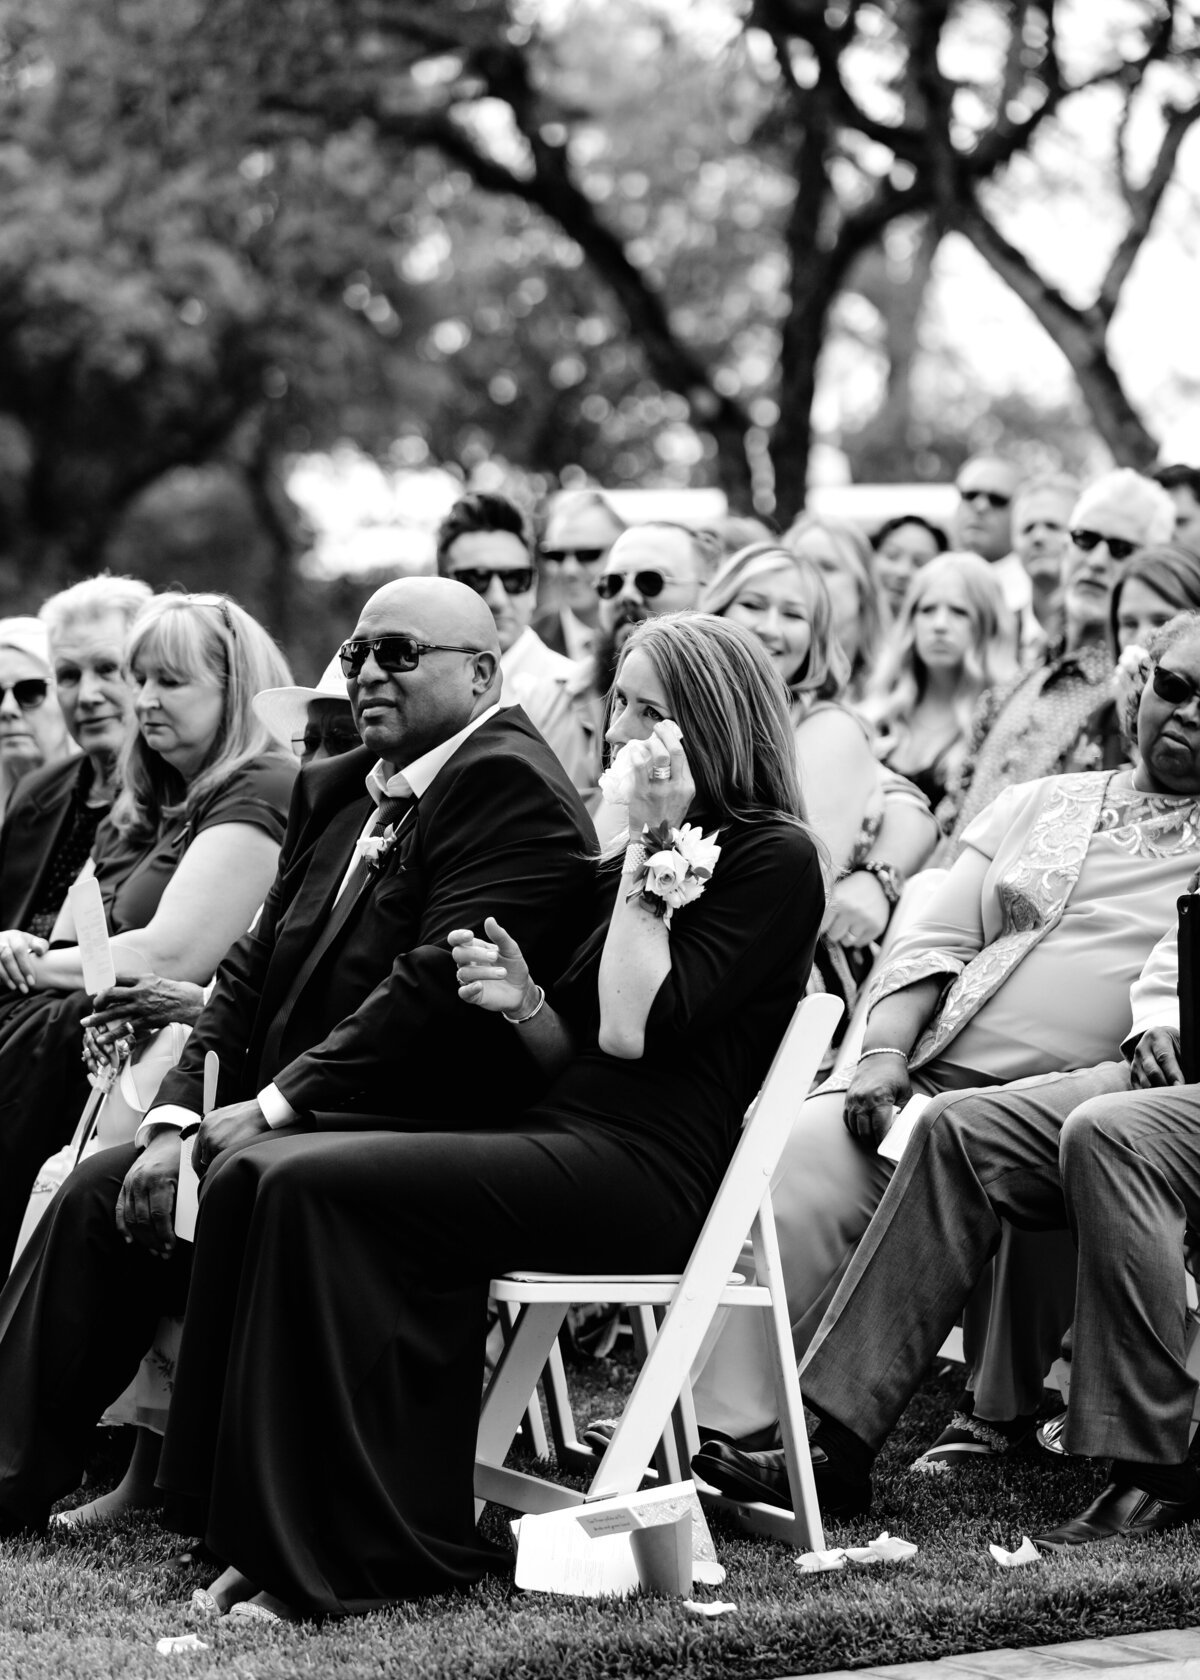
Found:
[0,593,298,1280]
[695,608,1200,1484]
[936,468,1177,860]
[0,617,73,825]
[437,492,592,791]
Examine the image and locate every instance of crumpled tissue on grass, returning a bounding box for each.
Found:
[988,1537,1042,1568]
[155,1633,210,1655]
[682,1599,738,1617]
[796,1531,918,1572]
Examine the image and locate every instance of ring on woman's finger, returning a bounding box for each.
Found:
[649,767,672,781]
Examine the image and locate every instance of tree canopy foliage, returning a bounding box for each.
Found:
[0,0,1197,625]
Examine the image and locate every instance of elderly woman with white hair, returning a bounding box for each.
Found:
[0,578,151,954]
[936,468,1176,859]
[0,617,73,827]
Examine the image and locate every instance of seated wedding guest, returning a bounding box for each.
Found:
[870,514,947,617]
[0,577,595,1549]
[534,487,625,659]
[0,577,150,946]
[691,614,1200,1475]
[783,514,885,699]
[0,591,297,1276]
[720,881,1200,1546]
[253,653,360,766]
[0,617,74,825]
[937,468,1176,857]
[1011,473,1079,638]
[863,554,1017,811]
[702,544,937,1029]
[1067,545,1200,772]
[438,491,591,790]
[141,611,824,1621]
[1153,463,1200,554]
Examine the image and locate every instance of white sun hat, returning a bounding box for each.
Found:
[254,653,352,750]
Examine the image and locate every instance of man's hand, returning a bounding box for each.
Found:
[116,1131,181,1257]
[1131,1026,1186,1089]
[842,1051,912,1145]
[194,1100,270,1176]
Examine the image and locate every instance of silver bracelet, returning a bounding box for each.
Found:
[503,984,546,1027]
[857,1045,909,1063]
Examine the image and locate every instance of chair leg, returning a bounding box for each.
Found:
[752,1197,824,1550]
[541,1334,595,1477]
[476,1302,566,1517]
[497,1299,549,1460]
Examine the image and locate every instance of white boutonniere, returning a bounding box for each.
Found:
[627,821,721,925]
[355,823,401,873]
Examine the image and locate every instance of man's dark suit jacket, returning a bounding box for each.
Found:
[0,757,87,931]
[151,706,595,1125]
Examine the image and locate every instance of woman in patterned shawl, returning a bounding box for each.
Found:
[693,612,1200,1470]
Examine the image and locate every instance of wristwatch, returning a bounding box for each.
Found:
[847,859,905,907]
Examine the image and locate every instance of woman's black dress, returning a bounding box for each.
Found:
[156,816,824,1615]
[0,757,296,1274]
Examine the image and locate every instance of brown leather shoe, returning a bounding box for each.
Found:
[1032,1480,1200,1551]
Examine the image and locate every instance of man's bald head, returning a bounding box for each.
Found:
[348,577,502,771]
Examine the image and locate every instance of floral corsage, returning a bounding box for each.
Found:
[355,824,403,874]
[626,821,721,925]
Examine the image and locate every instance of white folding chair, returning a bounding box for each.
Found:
[474,992,843,1550]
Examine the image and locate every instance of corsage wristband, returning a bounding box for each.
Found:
[624,820,721,926]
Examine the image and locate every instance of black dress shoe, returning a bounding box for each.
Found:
[690,1440,870,1517]
[1032,1480,1200,1551]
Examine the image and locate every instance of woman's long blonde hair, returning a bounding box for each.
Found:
[700,543,851,704]
[617,612,813,834]
[865,554,1018,753]
[111,593,293,842]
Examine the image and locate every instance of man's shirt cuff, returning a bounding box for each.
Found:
[258,1082,298,1128]
[134,1105,200,1149]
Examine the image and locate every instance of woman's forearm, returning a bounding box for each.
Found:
[861,977,944,1056]
[501,982,576,1079]
[597,879,671,1059]
[868,796,938,877]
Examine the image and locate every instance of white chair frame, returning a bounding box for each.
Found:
[474,992,843,1551]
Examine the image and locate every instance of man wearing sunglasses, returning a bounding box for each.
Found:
[435,492,590,790]
[938,469,1176,858]
[0,578,599,1530]
[533,489,626,661]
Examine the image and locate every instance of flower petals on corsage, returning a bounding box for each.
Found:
[355,824,399,873]
[627,821,720,924]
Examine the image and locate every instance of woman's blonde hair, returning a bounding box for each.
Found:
[782,514,886,689]
[111,593,293,841]
[700,542,851,703]
[616,612,813,834]
[865,553,1018,754]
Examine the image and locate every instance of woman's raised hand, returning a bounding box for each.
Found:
[625,720,696,834]
[450,916,535,1016]
[842,1051,912,1145]
[0,929,47,993]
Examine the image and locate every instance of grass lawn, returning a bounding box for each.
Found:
[4,1357,1200,1680]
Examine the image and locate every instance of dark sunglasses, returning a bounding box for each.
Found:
[451,567,535,597]
[595,570,667,601]
[957,487,1011,511]
[292,724,362,757]
[1151,665,1200,709]
[337,636,484,678]
[0,679,48,710]
[542,547,607,566]
[1070,528,1139,562]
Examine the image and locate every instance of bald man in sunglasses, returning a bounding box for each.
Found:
[0,576,597,1536]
